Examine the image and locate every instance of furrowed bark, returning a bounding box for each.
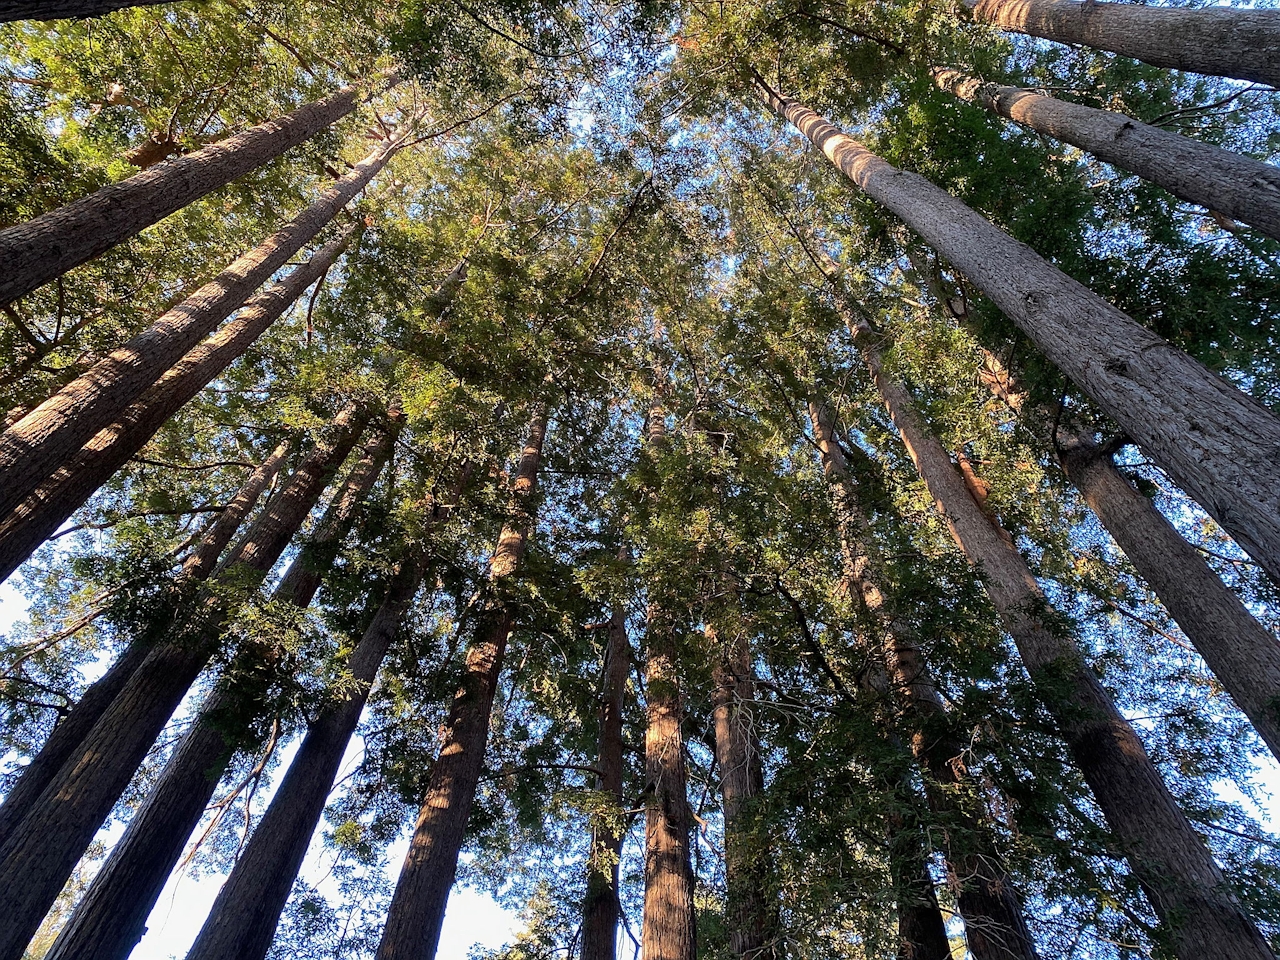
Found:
[755,78,1280,588]
[0,74,395,301]
[0,440,289,850]
[581,605,630,960]
[933,69,1280,242]
[0,0,182,20]
[854,323,1273,959]
[808,398,1040,960]
[961,0,1280,87]
[43,418,393,960]
[642,629,697,960]
[0,138,397,525]
[713,633,776,959]
[0,406,365,960]
[0,228,357,585]
[968,348,1280,765]
[376,412,548,960]
[183,551,432,960]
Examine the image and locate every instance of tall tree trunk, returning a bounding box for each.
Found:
[851,319,1274,960]
[960,0,1280,87]
[0,406,365,960]
[967,348,1280,764]
[0,227,358,584]
[581,604,630,960]
[0,441,289,851]
[933,69,1280,242]
[183,553,433,960]
[641,625,697,960]
[0,74,395,303]
[808,398,1039,960]
[754,78,1280,589]
[376,412,548,960]
[888,823,954,960]
[712,632,774,959]
[42,416,397,960]
[0,137,398,525]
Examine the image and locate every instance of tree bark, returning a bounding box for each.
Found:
[41,416,394,960]
[641,630,697,960]
[0,137,397,527]
[0,405,365,960]
[960,0,1280,87]
[0,0,183,20]
[0,74,395,303]
[890,831,954,960]
[376,411,548,960]
[808,397,1039,960]
[183,551,431,960]
[0,228,357,585]
[0,440,288,851]
[933,68,1280,242]
[853,322,1274,960]
[581,605,630,960]
[712,633,775,959]
[755,78,1280,589]
[963,345,1280,764]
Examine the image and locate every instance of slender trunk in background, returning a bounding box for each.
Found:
[754,78,1280,588]
[961,0,1280,86]
[933,69,1280,242]
[853,319,1274,960]
[0,138,398,525]
[580,605,630,960]
[184,553,436,960]
[807,398,1039,960]
[0,227,358,585]
[712,632,775,959]
[0,406,365,960]
[0,440,289,851]
[43,417,397,960]
[0,74,395,301]
[377,412,548,960]
[967,348,1280,764]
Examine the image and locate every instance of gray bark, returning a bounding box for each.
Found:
[857,322,1274,960]
[0,228,356,585]
[0,75,393,303]
[0,0,179,20]
[933,69,1280,242]
[0,406,365,960]
[0,138,397,526]
[756,78,1280,589]
[962,0,1280,86]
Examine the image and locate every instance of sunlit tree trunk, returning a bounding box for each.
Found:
[42,417,397,960]
[0,74,395,301]
[850,316,1274,960]
[376,412,548,960]
[0,405,366,960]
[0,227,357,584]
[0,440,290,851]
[960,0,1280,86]
[581,604,630,960]
[808,397,1039,960]
[0,138,398,526]
[933,69,1280,242]
[755,78,1280,588]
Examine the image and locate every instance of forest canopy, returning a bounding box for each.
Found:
[0,1,1279,959]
